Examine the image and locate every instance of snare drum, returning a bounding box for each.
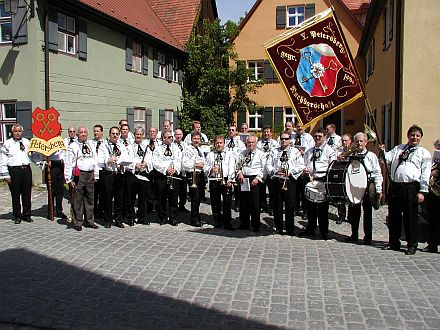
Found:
[305,180,327,203]
[326,160,367,204]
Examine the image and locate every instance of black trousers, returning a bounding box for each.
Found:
[71,171,95,226]
[272,177,296,235]
[155,174,179,222]
[133,174,155,222]
[295,175,309,212]
[178,175,188,208]
[306,200,329,237]
[427,191,440,247]
[239,177,260,230]
[188,172,202,224]
[123,172,136,221]
[45,161,64,215]
[348,192,372,241]
[388,181,419,249]
[8,165,32,220]
[209,179,232,226]
[101,172,124,224]
[259,177,273,211]
[94,170,104,217]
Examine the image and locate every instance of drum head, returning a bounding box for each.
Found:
[345,160,368,204]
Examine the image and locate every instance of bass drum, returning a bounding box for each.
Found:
[305,180,327,203]
[326,160,367,204]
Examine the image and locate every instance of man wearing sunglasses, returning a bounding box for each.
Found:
[300,128,336,240]
[64,126,100,231]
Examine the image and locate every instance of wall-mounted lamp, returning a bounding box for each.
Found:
[4,0,34,18]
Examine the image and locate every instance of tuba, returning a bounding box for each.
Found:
[339,124,378,158]
[429,163,440,197]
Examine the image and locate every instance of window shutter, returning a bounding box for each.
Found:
[16,101,33,139]
[77,20,87,61]
[142,45,148,75]
[153,49,159,77]
[166,56,173,82]
[126,108,134,131]
[48,11,58,52]
[389,0,394,42]
[263,107,273,127]
[145,109,152,132]
[173,110,179,130]
[237,111,246,127]
[12,0,28,45]
[264,60,273,83]
[276,6,286,29]
[125,38,133,71]
[305,3,315,20]
[159,109,165,129]
[178,60,183,84]
[274,107,284,128]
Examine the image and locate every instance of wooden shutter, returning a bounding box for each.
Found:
[153,49,159,78]
[125,38,133,71]
[48,11,58,52]
[274,107,284,128]
[16,101,33,139]
[173,110,179,130]
[159,109,165,128]
[178,60,183,84]
[237,111,246,127]
[263,107,273,127]
[145,109,152,132]
[264,60,273,83]
[77,20,87,61]
[305,3,315,20]
[126,108,134,131]
[276,6,286,29]
[12,0,28,45]
[166,55,173,82]
[142,45,148,75]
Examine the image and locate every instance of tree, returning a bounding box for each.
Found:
[181,19,262,139]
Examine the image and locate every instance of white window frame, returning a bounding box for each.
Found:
[133,108,146,131]
[284,107,296,125]
[172,59,179,83]
[0,2,12,44]
[286,5,305,28]
[158,52,166,79]
[58,13,76,55]
[0,102,16,144]
[248,111,263,131]
[132,41,142,73]
[247,60,264,82]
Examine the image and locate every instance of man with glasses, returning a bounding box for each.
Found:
[64,127,100,231]
[267,131,304,235]
[64,127,77,147]
[300,128,336,240]
[1,124,33,224]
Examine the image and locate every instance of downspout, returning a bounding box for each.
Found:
[395,0,402,144]
[44,2,50,109]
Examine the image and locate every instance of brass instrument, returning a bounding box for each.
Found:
[214,152,226,186]
[279,150,289,191]
[190,163,198,189]
[167,162,174,190]
[339,124,378,158]
[430,162,440,197]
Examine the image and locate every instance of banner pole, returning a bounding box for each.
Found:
[46,156,54,221]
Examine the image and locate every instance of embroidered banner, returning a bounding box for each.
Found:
[264,8,363,127]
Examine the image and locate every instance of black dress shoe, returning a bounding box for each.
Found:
[382,245,400,251]
[85,224,99,229]
[363,238,372,245]
[191,220,202,227]
[127,219,135,227]
[422,245,438,253]
[23,217,33,222]
[56,213,68,219]
[405,247,417,255]
[104,223,112,228]
[336,218,343,224]
[345,236,358,242]
[14,218,21,224]
[223,223,234,230]
[169,219,177,226]
[159,219,167,226]
[273,229,284,235]
[321,234,328,241]
[239,225,249,230]
[73,225,82,231]
[252,227,260,233]
[299,229,314,237]
[114,222,125,228]
[178,206,189,212]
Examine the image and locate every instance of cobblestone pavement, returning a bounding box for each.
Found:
[0,185,439,330]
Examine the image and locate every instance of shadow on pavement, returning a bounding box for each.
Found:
[0,248,281,330]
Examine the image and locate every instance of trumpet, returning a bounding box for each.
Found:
[430,162,440,197]
[214,153,226,186]
[190,163,198,189]
[279,150,289,191]
[167,162,174,190]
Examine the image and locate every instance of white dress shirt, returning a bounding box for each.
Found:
[325,133,342,151]
[225,136,246,157]
[182,144,206,173]
[102,140,133,172]
[236,148,267,182]
[293,132,314,151]
[204,149,236,182]
[184,132,210,155]
[304,144,336,179]
[0,138,31,179]
[152,143,182,175]
[131,140,152,174]
[384,144,432,192]
[64,140,99,183]
[89,138,106,170]
[353,150,383,193]
[266,146,305,180]
[257,138,279,156]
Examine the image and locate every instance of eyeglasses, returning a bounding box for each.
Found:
[111,132,119,135]
[280,137,290,141]
[165,136,173,139]
[68,131,75,133]
[229,129,236,131]
[314,135,324,139]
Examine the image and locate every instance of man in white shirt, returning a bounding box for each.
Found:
[64,126,77,147]
[300,127,337,240]
[64,126,100,231]
[89,124,106,219]
[0,124,33,224]
[173,128,189,212]
[383,124,431,255]
[325,123,342,151]
[157,119,174,139]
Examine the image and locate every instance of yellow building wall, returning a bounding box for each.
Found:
[233,0,366,134]
[401,0,440,149]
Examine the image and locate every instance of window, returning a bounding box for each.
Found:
[58,13,76,55]
[132,41,142,73]
[284,107,296,124]
[248,111,263,131]
[134,108,146,131]
[172,59,179,83]
[247,60,264,81]
[287,6,305,28]
[0,2,12,43]
[0,102,16,144]
[383,0,393,50]
[382,103,392,150]
[158,52,166,79]
[365,39,375,82]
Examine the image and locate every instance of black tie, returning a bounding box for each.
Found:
[69,138,74,145]
[137,144,144,157]
[149,140,155,152]
[295,135,301,146]
[82,143,90,155]
[195,146,202,157]
[177,142,183,152]
[96,140,101,153]
[228,139,235,149]
[245,151,252,164]
[19,141,25,152]
[328,137,334,146]
[112,143,120,156]
[263,141,269,152]
[164,145,172,156]
[123,139,128,147]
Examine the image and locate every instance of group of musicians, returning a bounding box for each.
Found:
[1,120,438,255]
